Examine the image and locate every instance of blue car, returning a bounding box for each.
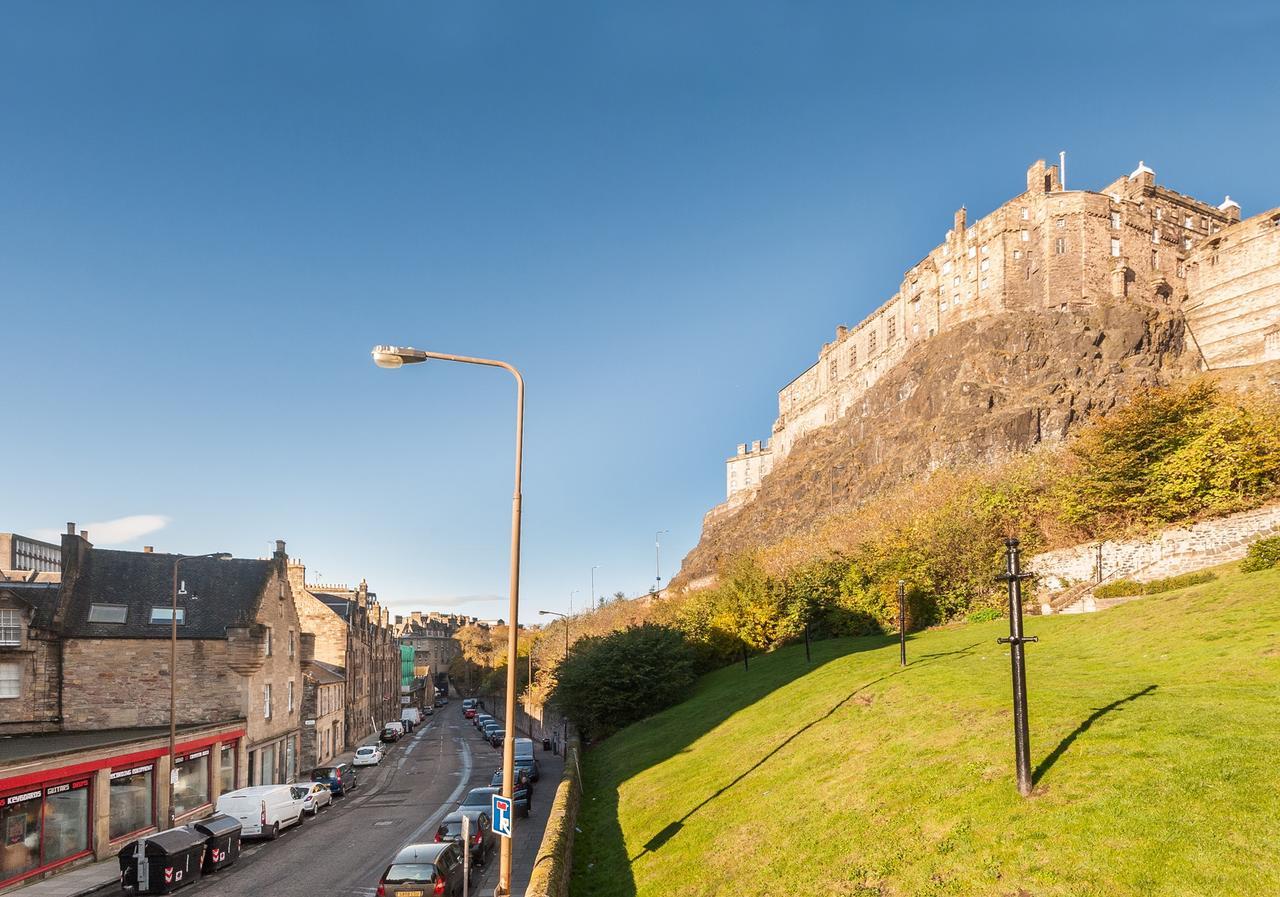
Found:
[310,762,358,796]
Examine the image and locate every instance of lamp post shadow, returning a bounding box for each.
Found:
[1032,684,1159,786]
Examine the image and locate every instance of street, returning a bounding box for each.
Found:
[91,710,561,897]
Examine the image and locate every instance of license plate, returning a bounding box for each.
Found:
[396,891,424,897]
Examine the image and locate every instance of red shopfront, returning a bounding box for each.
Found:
[0,728,244,890]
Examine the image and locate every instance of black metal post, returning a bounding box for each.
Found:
[742,642,749,672]
[897,579,906,667]
[1096,541,1103,584]
[997,538,1038,797]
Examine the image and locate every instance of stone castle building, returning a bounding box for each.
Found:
[724,158,1280,503]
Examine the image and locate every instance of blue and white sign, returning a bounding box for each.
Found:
[492,794,513,839]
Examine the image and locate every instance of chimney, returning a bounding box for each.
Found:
[79,531,88,541]
[954,206,967,235]
[395,615,404,626]
[274,539,287,559]
[66,522,75,536]
[143,546,154,553]
[412,611,423,624]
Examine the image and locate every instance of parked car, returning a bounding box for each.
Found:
[354,745,384,767]
[434,696,448,707]
[436,810,494,868]
[380,724,404,744]
[378,842,472,896]
[458,786,501,819]
[474,712,493,730]
[311,763,358,796]
[422,704,434,717]
[295,782,333,816]
[513,738,541,782]
[215,785,306,839]
[401,708,421,731]
[489,768,531,817]
[514,756,541,787]
[462,698,479,719]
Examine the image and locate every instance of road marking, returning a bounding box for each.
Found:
[397,736,473,850]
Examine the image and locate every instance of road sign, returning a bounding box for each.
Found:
[491,794,513,839]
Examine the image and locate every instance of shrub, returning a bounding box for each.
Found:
[966,607,1003,624]
[1094,579,1144,599]
[1143,570,1216,593]
[1241,535,1280,572]
[551,624,698,741]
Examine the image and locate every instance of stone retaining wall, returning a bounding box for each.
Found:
[523,731,581,897]
[1030,501,1280,591]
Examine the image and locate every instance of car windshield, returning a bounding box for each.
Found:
[291,786,309,799]
[462,789,494,808]
[311,768,336,779]
[383,863,437,883]
[357,747,376,755]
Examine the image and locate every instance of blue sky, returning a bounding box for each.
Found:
[3,2,1278,623]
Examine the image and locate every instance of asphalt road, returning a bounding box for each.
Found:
[101,712,514,897]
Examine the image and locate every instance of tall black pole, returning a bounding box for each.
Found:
[742,642,749,672]
[897,579,906,668]
[997,538,1038,797]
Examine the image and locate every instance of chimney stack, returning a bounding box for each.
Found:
[80,531,88,541]
[143,546,154,553]
[66,522,76,535]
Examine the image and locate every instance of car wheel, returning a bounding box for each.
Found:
[266,823,280,841]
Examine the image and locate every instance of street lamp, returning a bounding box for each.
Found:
[590,565,600,610]
[538,610,569,753]
[371,344,525,896]
[169,551,230,828]
[654,530,669,588]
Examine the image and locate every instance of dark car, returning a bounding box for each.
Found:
[378,842,471,896]
[311,763,358,796]
[435,809,494,868]
[479,721,501,740]
[489,769,531,817]
[459,786,501,819]
[380,725,402,744]
[474,713,494,730]
[514,756,540,785]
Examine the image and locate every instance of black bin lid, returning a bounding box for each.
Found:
[190,813,242,838]
[121,826,208,857]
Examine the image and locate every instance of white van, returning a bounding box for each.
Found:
[400,708,421,730]
[215,785,307,839]
[513,737,535,760]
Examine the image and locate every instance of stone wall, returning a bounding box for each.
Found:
[1029,500,1280,592]
[0,610,61,735]
[1185,208,1280,368]
[522,731,581,897]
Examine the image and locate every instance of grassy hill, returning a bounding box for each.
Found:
[571,563,1280,897]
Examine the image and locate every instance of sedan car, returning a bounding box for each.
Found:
[311,762,358,796]
[435,810,494,868]
[296,782,333,816]
[353,745,383,767]
[514,756,541,783]
[458,786,501,818]
[489,769,531,817]
[378,841,472,896]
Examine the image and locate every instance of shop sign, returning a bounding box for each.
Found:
[110,763,154,780]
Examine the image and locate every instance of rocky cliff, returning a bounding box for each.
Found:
[674,304,1199,586]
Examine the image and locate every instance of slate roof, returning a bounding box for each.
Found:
[307,659,346,685]
[314,592,353,622]
[62,548,271,639]
[0,581,60,630]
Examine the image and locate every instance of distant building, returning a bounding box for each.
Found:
[394,611,474,688]
[0,533,61,574]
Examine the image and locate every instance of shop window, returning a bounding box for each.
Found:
[87,604,127,624]
[258,744,277,786]
[0,609,21,645]
[173,750,210,817]
[1,789,42,880]
[108,764,155,839]
[0,663,19,699]
[42,780,90,864]
[220,744,236,795]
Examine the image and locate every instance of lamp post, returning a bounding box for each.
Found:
[168,551,230,828]
[538,610,569,755]
[590,564,600,610]
[372,344,526,895]
[654,530,669,588]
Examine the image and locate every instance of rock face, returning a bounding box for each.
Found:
[675,303,1197,586]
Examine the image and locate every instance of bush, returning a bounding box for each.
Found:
[1094,579,1144,599]
[1241,535,1280,572]
[551,624,698,741]
[966,607,1003,624]
[1094,571,1215,599]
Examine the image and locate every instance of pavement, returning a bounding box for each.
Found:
[11,705,565,897]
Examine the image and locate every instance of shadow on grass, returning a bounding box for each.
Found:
[628,641,981,862]
[1032,684,1159,785]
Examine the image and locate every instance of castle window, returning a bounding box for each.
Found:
[1020,229,1029,242]
[1185,216,1193,228]
[888,318,896,342]
[967,246,976,259]
[828,358,837,381]
[912,322,919,335]
[1183,236,1193,250]
[1152,227,1160,244]
[942,261,952,275]
[1155,207,1163,221]
[1177,262,1186,278]
[1056,218,1065,228]
[869,331,877,353]
[848,344,857,368]
[981,244,989,255]
[1021,207,1029,220]
[1111,238,1121,257]
[1110,211,1120,230]
[980,277,988,290]
[1055,238,1066,255]
[1014,249,1022,260]
[1151,249,1159,268]
[940,299,948,311]
[953,275,960,286]
[980,258,990,272]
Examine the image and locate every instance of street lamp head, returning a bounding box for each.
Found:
[371,345,429,369]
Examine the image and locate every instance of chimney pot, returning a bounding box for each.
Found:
[66,522,76,535]
[143,546,153,553]
[80,531,88,540]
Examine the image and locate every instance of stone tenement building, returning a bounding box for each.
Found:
[724,158,1280,504]
[394,611,476,688]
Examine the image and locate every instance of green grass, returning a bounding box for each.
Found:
[572,564,1280,897]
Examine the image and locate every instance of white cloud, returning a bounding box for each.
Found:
[33,514,171,546]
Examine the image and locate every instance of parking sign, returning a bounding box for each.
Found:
[491,794,513,838]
